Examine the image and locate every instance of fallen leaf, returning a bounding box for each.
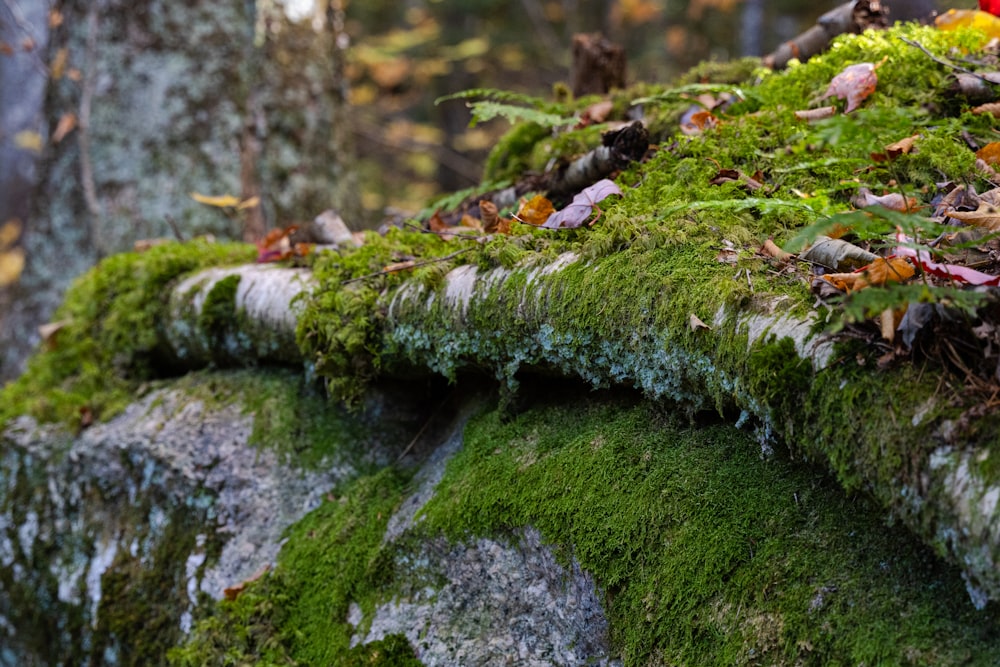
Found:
[190,192,242,208]
[852,187,919,212]
[972,102,1000,116]
[947,200,1000,231]
[479,200,506,234]
[708,168,765,191]
[78,405,94,429]
[680,108,719,136]
[38,319,71,348]
[715,239,738,264]
[821,62,877,113]
[689,313,712,331]
[760,238,793,262]
[542,179,623,229]
[48,9,63,27]
[870,134,919,162]
[256,224,304,263]
[0,218,22,247]
[801,235,877,270]
[52,112,77,143]
[515,195,556,226]
[133,238,170,252]
[236,196,260,211]
[0,248,25,286]
[224,564,271,601]
[14,130,43,153]
[897,230,1000,286]
[976,142,1000,167]
[50,47,68,80]
[0,42,13,56]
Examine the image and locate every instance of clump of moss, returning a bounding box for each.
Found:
[0,240,255,428]
[297,227,465,406]
[417,393,1000,665]
[170,468,412,666]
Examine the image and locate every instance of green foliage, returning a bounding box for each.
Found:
[436,88,571,128]
[0,240,256,427]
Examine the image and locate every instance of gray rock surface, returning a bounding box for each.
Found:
[0,385,353,663]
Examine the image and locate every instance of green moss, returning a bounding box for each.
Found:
[417,393,1000,665]
[341,634,422,666]
[197,273,242,355]
[0,240,256,428]
[170,468,412,666]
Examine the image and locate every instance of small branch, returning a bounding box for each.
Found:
[340,247,473,285]
[78,3,104,255]
[898,36,980,77]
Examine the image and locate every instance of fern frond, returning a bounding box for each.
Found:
[465,101,569,128]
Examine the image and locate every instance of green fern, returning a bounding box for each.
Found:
[436,87,571,128]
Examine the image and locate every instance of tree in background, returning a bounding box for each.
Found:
[0,0,358,382]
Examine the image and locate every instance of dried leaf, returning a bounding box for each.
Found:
[479,200,502,234]
[689,313,712,331]
[852,187,919,212]
[515,195,556,226]
[708,168,765,191]
[542,179,623,229]
[256,224,303,263]
[760,238,793,262]
[801,235,877,269]
[48,9,63,28]
[870,134,919,162]
[947,201,1000,231]
[680,108,719,135]
[0,218,22,247]
[976,141,1000,167]
[133,238,170,252]
[972,102,1000,117]
[38,319,71,348]
[52,112,77,143]
[821,62,877,113]
[236,196,260,211]
[224,564,271,601]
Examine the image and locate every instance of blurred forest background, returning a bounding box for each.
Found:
[0,0,972,382]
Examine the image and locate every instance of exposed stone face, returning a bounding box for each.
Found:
[0,387,352,664]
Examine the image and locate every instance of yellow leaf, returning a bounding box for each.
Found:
[190,192,242,208]
[514,195,555,226]
[0,218,22,248]
[0,248,26,286]
[236,196,260,210]
[15,130,43,153]
[50,47,68,80]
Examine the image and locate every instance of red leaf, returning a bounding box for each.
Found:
[895,230,1000,286]
[821,62,877,113]
[542,179,623,229]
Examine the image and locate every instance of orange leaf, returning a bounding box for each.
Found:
[870,134,919,163]
[760,238,792,262]
[52,112,77,143]
[50,47,68,80]
[514,195,555,226]
[976,142,1000,167]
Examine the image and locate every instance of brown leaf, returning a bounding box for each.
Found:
[852,187,919,212]
[948,200,1000,231]
[514,195,556,226]
[680,109,719,135]
[689,313,712,331]
[972,102,1000,117]
[38,319,71,349]
[52,112,77,143]
[821,257,914,292]
[760,238,793,262]
[224,564,271,601]
[821,62,877,113]
[479,200,501,234]
[870,134,919,162]
[0,42,13,56]
[48,9,64,27]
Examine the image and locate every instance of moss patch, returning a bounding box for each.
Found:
[418,391,1000,665]
[0,240,255,428]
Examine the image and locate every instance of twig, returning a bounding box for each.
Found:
[396,388,455,462]
[78,3,104,255]
[898,36,986,80]
[340,247,473,285]
[403,220,488,242]
[164,215,186,241]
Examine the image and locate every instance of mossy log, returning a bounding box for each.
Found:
[164,251,1000,609]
